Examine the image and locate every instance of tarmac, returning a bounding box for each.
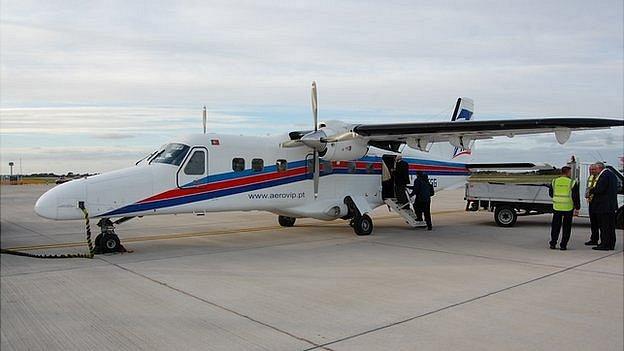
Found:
[1,184,622,351]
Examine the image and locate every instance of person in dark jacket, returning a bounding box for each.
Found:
[410,171,434,230]
[394,156,410,206]
[588,162,619,251]
[548,166,580,250]
[584,163,601,245]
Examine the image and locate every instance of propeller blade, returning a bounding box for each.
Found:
[280,140,304,148]
[314,149,320,199]
[323,132,358,143]
[311,81,318,132]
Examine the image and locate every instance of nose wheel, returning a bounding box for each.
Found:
[94,218,127,254]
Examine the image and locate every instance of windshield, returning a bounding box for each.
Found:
[136,145,165,165]
[150,143,190,166]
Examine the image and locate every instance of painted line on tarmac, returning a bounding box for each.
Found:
[302,249,624,351]
[99,257,336,351]
[369,241,624,277]
[6,209,465,251]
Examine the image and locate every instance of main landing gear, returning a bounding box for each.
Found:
[344,197,373,236]
[278,215,297,227]
[94,218,129,254]
[348,214,374,236]
[277,196,374,236]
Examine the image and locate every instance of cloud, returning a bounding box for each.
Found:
[0,107,261,136]
[93,133,136,140]
[0,0,622,173]
[1,1,622,115]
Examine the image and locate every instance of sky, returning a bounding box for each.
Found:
[1,0,623,174]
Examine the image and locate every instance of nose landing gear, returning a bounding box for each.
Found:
[94,218,128,254]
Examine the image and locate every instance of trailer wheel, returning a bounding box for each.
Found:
[494,206,517,227]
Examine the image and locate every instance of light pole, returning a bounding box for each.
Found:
[9,162,14,177]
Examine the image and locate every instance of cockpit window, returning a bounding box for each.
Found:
[150,143,190,166]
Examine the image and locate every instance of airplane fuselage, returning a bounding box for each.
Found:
[34,132,470,222]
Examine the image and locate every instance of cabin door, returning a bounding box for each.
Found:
[177,147,209,188]
[381,154,396,199]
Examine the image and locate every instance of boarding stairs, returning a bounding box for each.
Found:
[384,198,427,228]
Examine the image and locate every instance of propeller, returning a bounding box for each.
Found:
[310,82,320,199]
[281,81,362,198]
[278,81,325,202]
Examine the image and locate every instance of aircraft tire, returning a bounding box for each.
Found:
[278,216,296,227]
[494,206,517,227]
[94,233,103,248]
[100,233,121,253]
[354,214,373,236]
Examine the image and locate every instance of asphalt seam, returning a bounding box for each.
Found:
[98,257,335,351]
[0,219,59,242]
[302,250,623,350]
[108,235,353,265]
[0,236,350,278]
[367,240,624,277]
[1,209,465,251]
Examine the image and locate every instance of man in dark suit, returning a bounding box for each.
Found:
[394,156,410,206]
[410,171,434,230]
[584,163,601,245]
[589,162,619,251]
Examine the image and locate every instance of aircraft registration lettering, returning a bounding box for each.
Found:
[429,178,438,187]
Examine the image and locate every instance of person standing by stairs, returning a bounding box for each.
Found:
[410,171,434,230]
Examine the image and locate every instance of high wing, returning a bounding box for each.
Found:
[351,117,624,150]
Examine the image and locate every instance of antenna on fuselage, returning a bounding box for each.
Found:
[202,106,207,134]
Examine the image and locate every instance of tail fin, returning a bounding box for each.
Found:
[451,97,474,122]
[450,97,474,159]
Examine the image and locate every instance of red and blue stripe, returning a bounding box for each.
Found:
[101,156,469,217]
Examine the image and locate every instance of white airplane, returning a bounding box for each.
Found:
[34,82,623,253]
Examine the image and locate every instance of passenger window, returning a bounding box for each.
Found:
[232,158,245,172]
[252,158,264,172]
[347,162,356,173]
[276,159,288,172]
[184,150,205,175]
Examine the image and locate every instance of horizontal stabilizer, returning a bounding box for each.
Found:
[466,163,555,171]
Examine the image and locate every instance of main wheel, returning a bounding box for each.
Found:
[353,214,373,236]
[278,215,296,227]
[494,206,517,227]
[100,233,121,253]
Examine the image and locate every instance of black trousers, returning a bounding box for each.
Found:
[395,184,409,205]
[589,211,600,243]
[414,200,432,229]
[550,210,573,247]
[596,212,616,249]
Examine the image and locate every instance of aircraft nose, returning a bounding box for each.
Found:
[34,187,58,219]
[34,180,87,220]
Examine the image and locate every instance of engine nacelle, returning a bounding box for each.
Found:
[322,139,369,161]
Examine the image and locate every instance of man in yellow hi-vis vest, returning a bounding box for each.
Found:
[549,166,580,250]
[584,164,600,245]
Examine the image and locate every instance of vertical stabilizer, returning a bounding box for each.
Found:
[450,97,475,159]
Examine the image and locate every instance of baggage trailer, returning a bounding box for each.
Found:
[465,159,624,227]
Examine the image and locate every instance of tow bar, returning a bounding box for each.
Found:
[1,203,97,259]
